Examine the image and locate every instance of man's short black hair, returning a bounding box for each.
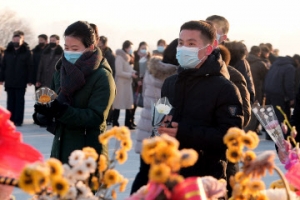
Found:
[13,30,24,37]
[250,46,261,55]
[100,36,108,45]
[206,15,229,34]
[50,34,60,40]
[38,34,48,41]
[180,20,216,44]
[122,40,133,51]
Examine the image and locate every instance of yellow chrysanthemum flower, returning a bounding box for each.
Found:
[166,152,181,172]
[179,149,199,168]
[115,149,128,164]
[119,178,129,192]
[82,147,98,160]
[141,149,155,165]
[226,148,243,163]
[99,132,113,145]
[155,144,178,163]
[226,139,243,150]
[224,127,245,145]
[255,193,268,200]
[234,172,250,185]
[18,170,36,194]
[168,174,184,185]
[149,163,171,184]
[243,150,256,165]
[51,177,69,197]
[98,154,107,172]
[91,176,99,191]
[160,134,179,149]
[120,138,132,151]
[142,137,162,153]
[103,169,121,187]
[246,131,259,148]
[241,134,256,149]
[247,180,265,194]
[115,126,131,141]
[46,158,63,179]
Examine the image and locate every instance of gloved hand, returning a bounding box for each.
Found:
[34,99,68,118]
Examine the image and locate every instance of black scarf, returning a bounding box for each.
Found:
[57,48,102,104]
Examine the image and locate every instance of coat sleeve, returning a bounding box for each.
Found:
[115,56,132,79]
[27,51,34,84]
[284,66,295,101]
[106,52,115,77]
[291,85,300,142]
[57,69,116,128]
[175,83,243,152]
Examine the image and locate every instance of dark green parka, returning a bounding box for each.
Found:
[50,58,115,163]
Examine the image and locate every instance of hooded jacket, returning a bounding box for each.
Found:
[264,56,295,100]
[134,56,177,153]
[0,42,33,88]
[172,49,243,179]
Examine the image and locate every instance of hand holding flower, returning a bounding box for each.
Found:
[158,122,178,137]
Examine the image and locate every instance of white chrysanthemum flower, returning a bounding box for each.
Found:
[76,181,92,198]
[155,104,172,114]
[69,150,85,166]
[64,171,77,185]
[63,186,77,199]
[63,164,71,175]
[37,195,52,200]
[72,164,90,181]
[84,157,97,173]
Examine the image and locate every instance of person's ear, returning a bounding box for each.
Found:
[88,44,95,50]
[206,45,214,55]
[220,34,227,43]
[213,40,218,48]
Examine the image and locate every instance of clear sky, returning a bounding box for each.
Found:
[1,0,300,56]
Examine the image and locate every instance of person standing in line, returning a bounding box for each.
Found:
[152,39,167,56]
[34,21,116,163]
[0,33,33,126]
[98,36,116,78]
[131,39,178,194]
[36,34,63,88]
[112,40,138,129]
[32,34,48,90]
[245,46,268,134]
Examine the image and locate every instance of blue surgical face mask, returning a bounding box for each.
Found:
[128,49,133,55]
[157,46,165,53]
[176,46,207,69]
[140,49,147,54]
[64,50,85,64]
[216,33,224,44]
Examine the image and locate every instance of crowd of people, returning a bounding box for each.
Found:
[1,15,300,198]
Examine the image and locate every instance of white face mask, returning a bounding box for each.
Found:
[216,33,224,44]
[176,45,207,69]
[140,49,147,54]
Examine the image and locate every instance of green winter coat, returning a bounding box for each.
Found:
[50,58,116,163]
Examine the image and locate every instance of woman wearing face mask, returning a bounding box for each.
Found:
[131,42,151,128]
[112,40,138,128]
[152,39,167,56]
[34,21,116,163]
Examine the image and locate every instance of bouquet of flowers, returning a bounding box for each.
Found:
[0,126,132,200]
[251,103,287,154]
[224,127,300,200]
[151,97,172,137]
[127,134,227,200]
[34,87,57,104]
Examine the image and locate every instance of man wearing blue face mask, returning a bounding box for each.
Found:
[158,20,243,194]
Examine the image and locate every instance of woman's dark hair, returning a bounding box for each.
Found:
[122,40,133,51]
[157,39,166,46]
[162,38,179,66]
[89,23,99,44]
[138,41,147,50]
[224,40,247,66]
[64,21,95,48]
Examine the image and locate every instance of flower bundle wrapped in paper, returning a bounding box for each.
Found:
[34,87,57,105]
[151,97,172,137]
[0,126,132,200]
[251,103,287,154]
[127,134,227,200]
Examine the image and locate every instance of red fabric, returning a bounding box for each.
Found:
[0,106,43,178]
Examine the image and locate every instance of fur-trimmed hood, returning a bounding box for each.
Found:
[147,56,178,80]
[32,44,49,53]
[5,42,30,54]
[43,45,63,55]
[115,49,130,62]
[218,45,231,66]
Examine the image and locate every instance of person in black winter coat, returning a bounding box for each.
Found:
[98,36,116,77]
[224,41,255,104]
[158,20,243,189]
[32,34,48,89]
[264,56,295,126]
[0,34,33,126]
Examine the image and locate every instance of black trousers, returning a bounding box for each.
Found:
[112,109,132,126]
[130,155,150,194]
[6,88,26,125]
